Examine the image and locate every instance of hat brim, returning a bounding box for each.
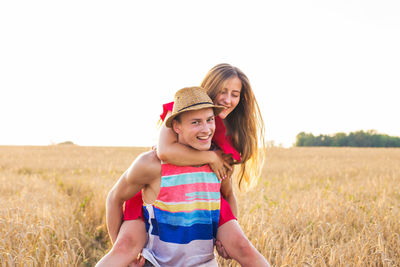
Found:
[165,104,225,128]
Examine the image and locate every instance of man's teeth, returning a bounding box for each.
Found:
[198,136,209,140]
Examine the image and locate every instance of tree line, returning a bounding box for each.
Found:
[295,130,400,147]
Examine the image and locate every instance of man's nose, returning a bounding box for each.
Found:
[201,122,213,133]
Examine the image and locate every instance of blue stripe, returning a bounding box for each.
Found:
[185,191,220,200]
[153,207,220,227]
[161,172,219,187]
[143,207,150,232]
[150,221,219,244]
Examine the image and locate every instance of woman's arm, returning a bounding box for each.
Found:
[157,112,231,180]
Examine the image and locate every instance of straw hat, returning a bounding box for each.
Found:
[165,87,225,128]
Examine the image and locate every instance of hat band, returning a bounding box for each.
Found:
[177,102,214,112]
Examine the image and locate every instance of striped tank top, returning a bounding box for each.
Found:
[142,163,221,267]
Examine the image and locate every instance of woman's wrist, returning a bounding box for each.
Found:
[207,150,218,165]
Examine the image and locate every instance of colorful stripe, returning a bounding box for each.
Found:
[143,163,220,266]
[154,199,220,213]
[161,172,219,187]
[161,163,213,176]
[185,191,221,200]
[157,183,220,202]
[152,206,220,227]
[150,220,219,244]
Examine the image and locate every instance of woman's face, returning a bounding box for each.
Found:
[214,76,242,119]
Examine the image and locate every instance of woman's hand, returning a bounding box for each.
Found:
[209,150,232,181]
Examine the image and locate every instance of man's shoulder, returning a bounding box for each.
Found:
[134,150,161,176]
[124,150,161,185]
[136,150,159,163]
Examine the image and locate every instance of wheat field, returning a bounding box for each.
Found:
[0,146,399,266]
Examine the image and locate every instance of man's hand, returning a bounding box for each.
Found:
[216,240,231,259]
[128,253,145,267]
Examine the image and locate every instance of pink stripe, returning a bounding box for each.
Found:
[154,206,217,213]
[162,164,213,176]
[157,183,220,202]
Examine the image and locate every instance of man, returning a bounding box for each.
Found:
[97,87,225,266]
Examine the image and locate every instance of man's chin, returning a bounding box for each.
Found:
[192,142,211,151]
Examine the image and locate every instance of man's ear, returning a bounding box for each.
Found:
[172,120,181,135]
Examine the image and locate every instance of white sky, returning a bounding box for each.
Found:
[1,0,399,147]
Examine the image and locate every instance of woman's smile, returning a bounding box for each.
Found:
[215,76,242,119]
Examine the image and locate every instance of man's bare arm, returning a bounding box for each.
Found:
[106,150,160,243]
[220,172,238,217]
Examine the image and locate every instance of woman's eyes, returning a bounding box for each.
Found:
[218,90,240,98]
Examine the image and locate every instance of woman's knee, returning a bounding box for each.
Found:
[227,227,256,258]
[238,236,255,255]
[112,236,136,254]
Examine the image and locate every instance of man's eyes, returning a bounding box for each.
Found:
[190,118,214,124]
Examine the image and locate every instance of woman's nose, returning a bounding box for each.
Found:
[222,94,231,105]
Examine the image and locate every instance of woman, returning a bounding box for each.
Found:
[97,64,268,267]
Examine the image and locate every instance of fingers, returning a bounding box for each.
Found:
[211,164,227,181]
[138,255,145,267]
[223,161,232,172]
[216,168,223,181]
[216,240,230,259]
[215,169,226,181]
[226,169,233,179]
[216,241,224,256]
[210,150,229,180]
[220,167,227,180]
[216,170,223,181]
[128,254,145,267]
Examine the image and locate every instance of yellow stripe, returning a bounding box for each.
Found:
[155,200,220,212]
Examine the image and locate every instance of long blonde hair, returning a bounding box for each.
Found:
[201,63,265,191]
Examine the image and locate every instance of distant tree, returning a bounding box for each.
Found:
[296,132,317,146]
[57,141,76,146]
[332,132,347,146]
[296,132,306,146]
[295,130,400,147]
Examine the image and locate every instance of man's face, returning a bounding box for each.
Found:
[173,108,215,151]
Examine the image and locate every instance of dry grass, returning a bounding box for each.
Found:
[0,146,399,266]
[0,145,147,266]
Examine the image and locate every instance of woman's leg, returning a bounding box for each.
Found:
[96,219,147,267]
[217,220,270,267]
